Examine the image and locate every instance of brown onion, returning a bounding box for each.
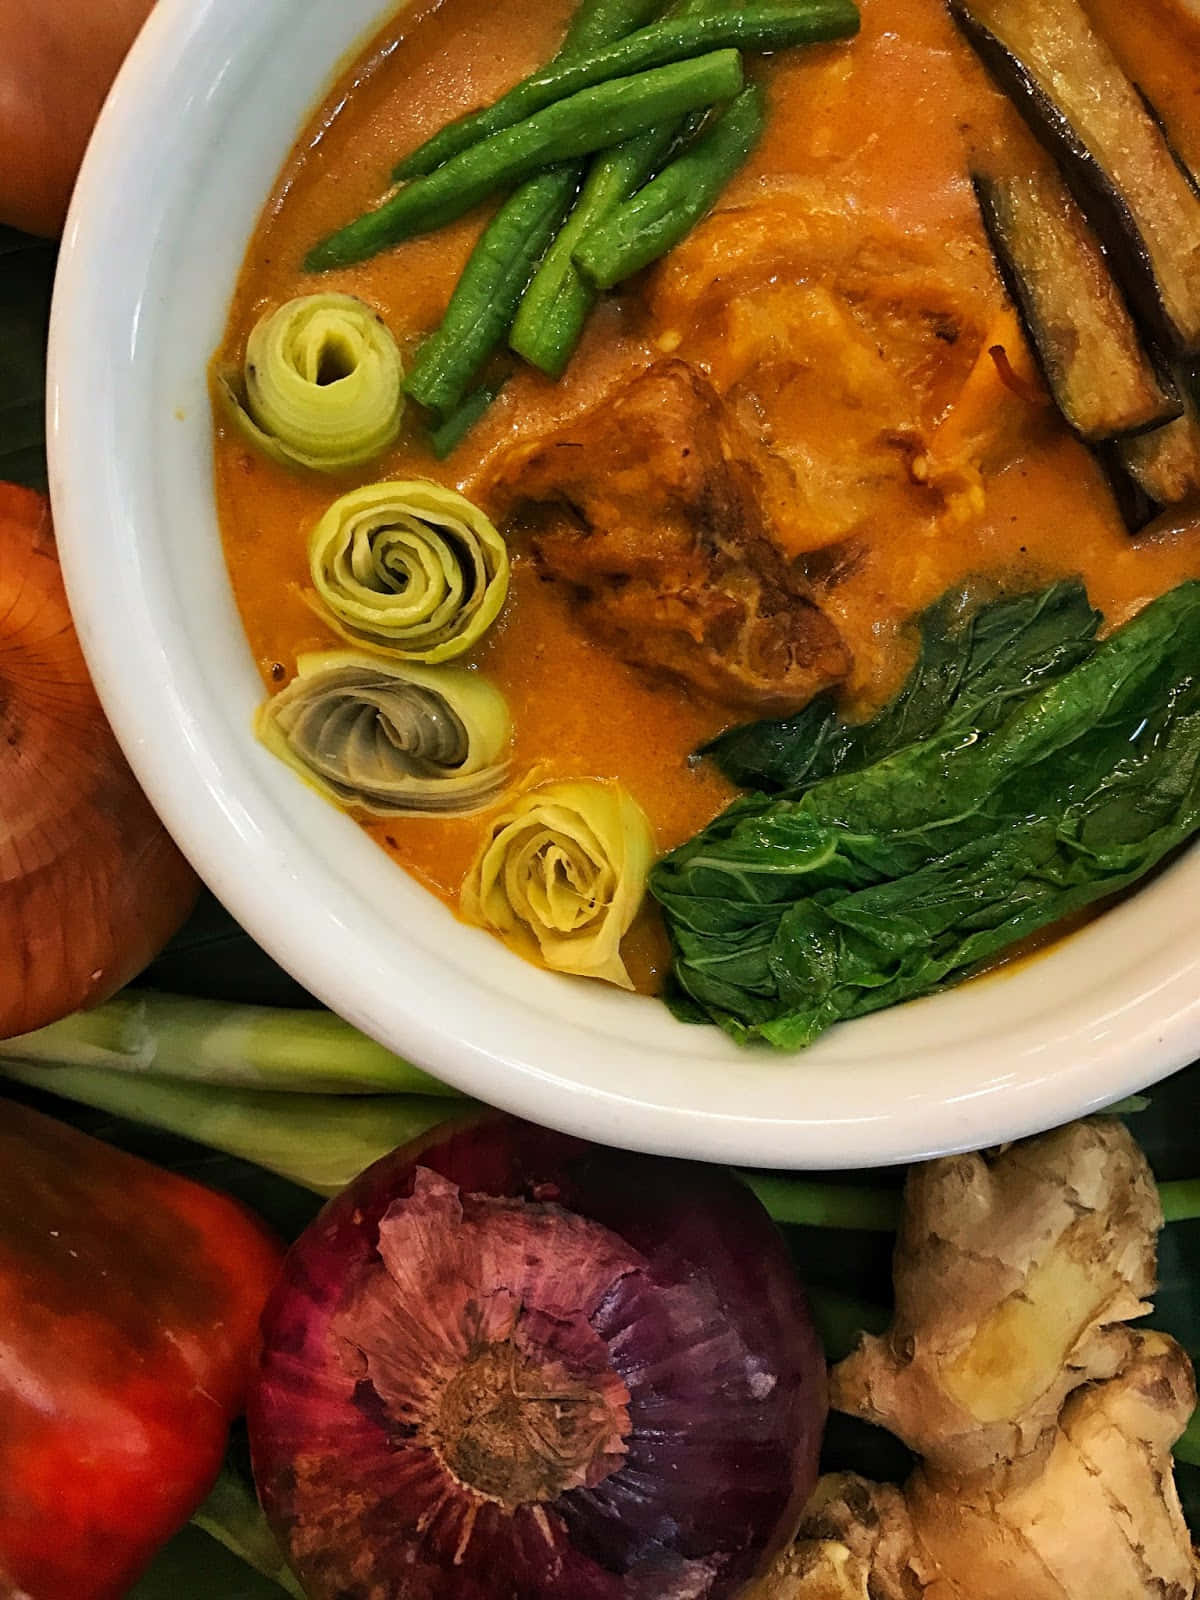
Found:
[0,484,198,1037]
[0,0,156,236]
[249,1113,827,1600]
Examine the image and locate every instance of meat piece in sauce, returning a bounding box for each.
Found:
[648,194,1048,541]
[490,361,851,713]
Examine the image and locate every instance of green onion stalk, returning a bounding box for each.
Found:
[8,991,1200,1466]
[1,994,1195,1229]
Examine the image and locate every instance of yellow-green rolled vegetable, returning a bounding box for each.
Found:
[309,480,509,660]
[218,293,404,471]
[461,779,654,988]
[257,650,511,817]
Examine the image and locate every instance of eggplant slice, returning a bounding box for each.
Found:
[1136,87,1200,205]
[974,171,1181,444]
[1108,378,1200,532]
[950,0,1200,356]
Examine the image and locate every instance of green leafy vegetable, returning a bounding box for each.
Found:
[191,1462,304,1598]
[702,578,1101,792]
[653,580,1200,1047]
[130,1525,294,1600]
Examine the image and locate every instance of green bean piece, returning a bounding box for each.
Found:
[574,82,766,289]
[567,0,667,49]
[307,51,744,271]
[509,125,677,374]
[394,3,859,180]
[405,169,579,417]
[428,380,510,459]
[399,0,668,425]
[509,0,732,374]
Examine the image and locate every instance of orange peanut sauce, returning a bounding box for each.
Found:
[214,0,1200,994]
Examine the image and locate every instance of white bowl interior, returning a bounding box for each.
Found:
[47,0,1200,1168]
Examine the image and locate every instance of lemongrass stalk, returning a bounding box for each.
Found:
[0,1061,469,1195]
[0,991,462,1096]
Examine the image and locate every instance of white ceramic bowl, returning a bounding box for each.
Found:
[47,0,1200,1170]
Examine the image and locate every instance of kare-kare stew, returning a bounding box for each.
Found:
[213,0,1200,1048]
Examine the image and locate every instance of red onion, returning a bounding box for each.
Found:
[248,1114,826,1599]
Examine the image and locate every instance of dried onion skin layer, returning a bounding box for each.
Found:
[256,650,511,817]
[248,1113,827,1600]
[0,484,198,1037]
[461,779,654,988]
[218,293,405,472]
[309,480,510,660]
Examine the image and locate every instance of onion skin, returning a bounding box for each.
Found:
[249,1113,827,1600]
[0,485,198,1038]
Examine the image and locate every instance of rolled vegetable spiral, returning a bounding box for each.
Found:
[461,779,654,987]
[257,651,511,817]
[308,480,510,661]
[218,294,404,472]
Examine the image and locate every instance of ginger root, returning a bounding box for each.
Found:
[909,1330,1197,1599]
[750,1118,1199,1600]
[831,1118,1161,1474]
[744,1475,929,1600]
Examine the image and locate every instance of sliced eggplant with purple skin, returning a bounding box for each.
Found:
[1119,385,1200,523]
[1135,87,1200,205]
[974,170,1182,444]
[1104,375,1200,532]
[949,0,1200,356]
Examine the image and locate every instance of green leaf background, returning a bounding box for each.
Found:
[0,226,54,488]
[7,226,1200,1593]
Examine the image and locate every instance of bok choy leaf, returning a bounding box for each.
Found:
[701,578,1101,793]
[653,580,1200,1048]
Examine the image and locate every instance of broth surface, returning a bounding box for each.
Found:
[215,0,1200,992]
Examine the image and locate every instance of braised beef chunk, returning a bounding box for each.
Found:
[490,362,851,712]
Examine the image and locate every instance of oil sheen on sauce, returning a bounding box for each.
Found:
[214,0,1200,993]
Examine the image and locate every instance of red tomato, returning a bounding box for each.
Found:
[0,1101,284,1599]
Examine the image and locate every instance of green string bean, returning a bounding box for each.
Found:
[400,0,667,428]
[404,169,579,416]
[428,379,511,459]
[510,0,730,375]
[574,81,766,289]
[509,123,678,374]
[394,1,860,181]
[566,0,667,51]
[306,50,744,270]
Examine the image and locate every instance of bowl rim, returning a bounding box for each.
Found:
[46,0,1200,1170]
